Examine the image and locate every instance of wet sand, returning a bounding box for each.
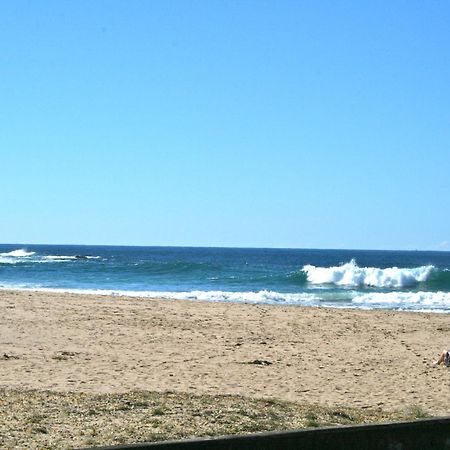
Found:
[1,290,449,415]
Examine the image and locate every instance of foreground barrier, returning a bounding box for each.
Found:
[82,417,450,450]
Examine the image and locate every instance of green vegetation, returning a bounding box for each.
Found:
[0,389,431,450]
[404,404,429,419]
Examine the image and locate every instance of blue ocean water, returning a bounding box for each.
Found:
[1,244,450,312]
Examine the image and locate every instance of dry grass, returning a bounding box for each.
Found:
[0,389,429,449]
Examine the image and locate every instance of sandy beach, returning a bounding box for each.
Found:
[1,289,449,417]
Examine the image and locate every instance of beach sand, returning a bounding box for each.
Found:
[1,290,449,417]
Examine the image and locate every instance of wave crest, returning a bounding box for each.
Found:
[302,259,434,288]
[0,249,35,257]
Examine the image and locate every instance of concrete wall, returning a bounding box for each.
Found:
[81,417,450,450]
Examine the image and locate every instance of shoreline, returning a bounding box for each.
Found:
[1,286,449,314]
[1,289,449,416]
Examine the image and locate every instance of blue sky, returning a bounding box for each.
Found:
[1,1,449,250]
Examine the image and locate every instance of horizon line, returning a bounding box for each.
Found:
[1,242,448,253]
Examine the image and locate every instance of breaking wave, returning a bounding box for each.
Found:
[302,259,434,289]
[0,249,35,257]
[1,246,449,312]
[0,249,101,264]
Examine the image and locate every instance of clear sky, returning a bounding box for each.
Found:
[1,1,449,250]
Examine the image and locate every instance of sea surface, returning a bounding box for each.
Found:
[1,244,450,312]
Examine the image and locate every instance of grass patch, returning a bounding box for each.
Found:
[152,407,165,416]
[26,414,45,424]
[404,404,429,419]
[0,389,432,450]
[305,418,320,428]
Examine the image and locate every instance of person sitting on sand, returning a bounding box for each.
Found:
[434,349,450,366]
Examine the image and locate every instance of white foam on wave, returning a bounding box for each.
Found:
[0,286,321,305]
[0,257,15,264]
[352,291,450,312]
[0,251,102,264]
[0,249,36,257]
[1,286,449,312]
[162,290,321,304]
[42,255,101,261]
[44,255,78,261]
[303,259,434,288]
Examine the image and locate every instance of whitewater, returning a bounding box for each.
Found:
[1,245,449,312]
[303,259,434,288]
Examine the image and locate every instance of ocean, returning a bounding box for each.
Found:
[1,244,450,312]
